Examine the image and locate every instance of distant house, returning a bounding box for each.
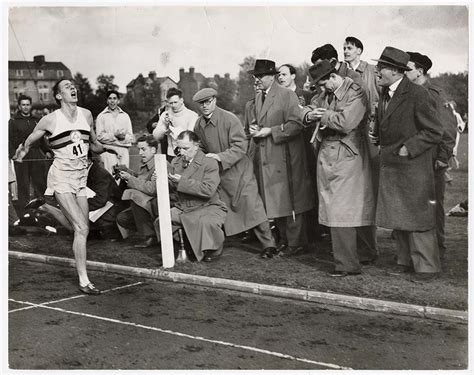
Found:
[125,71,177,111]
[8,55,72,110]
[177,66,216,112]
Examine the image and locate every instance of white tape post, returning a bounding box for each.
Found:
[155,154,175,268]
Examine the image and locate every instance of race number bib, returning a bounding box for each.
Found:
[68,130,88,158]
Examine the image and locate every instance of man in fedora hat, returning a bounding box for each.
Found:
[405,51,457,260]
[311,44,364,91]
[192,87,278,259]
[248,59,315,258]
[302,60,377,277]
[371,46,444,280]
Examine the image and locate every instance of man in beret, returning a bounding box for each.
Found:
[302,60,377,277]
[192,87,278,259]
[372,47,444,280]
[405,51,457,260]
[247,59,315,257]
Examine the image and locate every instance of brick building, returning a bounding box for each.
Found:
[125,71,177,111]
[8,55,72,111]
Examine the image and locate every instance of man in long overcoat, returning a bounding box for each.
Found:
[192,88,277,258]
[154,130,227,262]
[372,47,444,278]
[405,51,457,260]
[248,59,315,257]
[302,60,377,276]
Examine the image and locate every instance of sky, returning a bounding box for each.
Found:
[7,3,469,91]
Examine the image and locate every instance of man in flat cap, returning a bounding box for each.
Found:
[405,51,457,260]
[372,46,444,280]
[192,87,277,259]
[302,60,377,277]
[247,59,315,258]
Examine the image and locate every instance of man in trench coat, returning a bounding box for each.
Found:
[302,60,377,277]
[192,88,277,258]
[248,59,315,257]
[371,47,444,279]
[153,130,227,262]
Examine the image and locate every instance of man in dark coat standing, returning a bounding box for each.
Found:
[248,59,315,257]
[371,47,444,279]
[192,88,277,258]
[9,94,49,215]
[405,52,457,261]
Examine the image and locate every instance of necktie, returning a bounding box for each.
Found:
[261,91,266,104]
[327,92,334,105]
[182,159,189,169]
[383,89,391,111]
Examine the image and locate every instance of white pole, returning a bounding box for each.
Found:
[154,154,175,268]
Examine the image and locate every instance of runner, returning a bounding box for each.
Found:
[14,78,117,295]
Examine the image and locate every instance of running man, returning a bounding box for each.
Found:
[14,79,117,295]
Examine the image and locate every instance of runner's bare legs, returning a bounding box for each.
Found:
[55,192,91,287]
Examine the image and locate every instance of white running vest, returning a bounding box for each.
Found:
[48,109,91,171]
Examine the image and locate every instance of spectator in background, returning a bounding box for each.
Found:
[343,36,380,107]
[372,47,443,280]
[343,36,381,196]
[116,135,159,248]
[302,60,377,277]
[279,63,320,244]
[96,90,134,174]
[193,87,277,259]
[9,94,49,216]
[155,130,227,262]
[278,64,313,107]
[405,51,457,260]
[153,88,198,161]
[248,59,315,257]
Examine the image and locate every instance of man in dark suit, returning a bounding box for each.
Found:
[405,52,457,260]
[248,59,315,258]
[371,47,444,280]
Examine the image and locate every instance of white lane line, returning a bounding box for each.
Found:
[8,282,144,313]
[8,298,351,370]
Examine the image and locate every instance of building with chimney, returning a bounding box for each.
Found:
[8,55,72,110]
[125,71,177,111]
[177,66,216,112]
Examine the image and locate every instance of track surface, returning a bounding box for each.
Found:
[8,259,467,370]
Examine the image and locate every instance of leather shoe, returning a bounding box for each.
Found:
[329,270,361,277]
[260,247,277,259]
[79,283,101,295]
[134,237,158,248]
[202,250,218,262]
[24,197,45,210]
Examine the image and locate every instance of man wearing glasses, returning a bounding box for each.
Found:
[192,88,277,260]
[247,59,315,258]
[371,47,444,280]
